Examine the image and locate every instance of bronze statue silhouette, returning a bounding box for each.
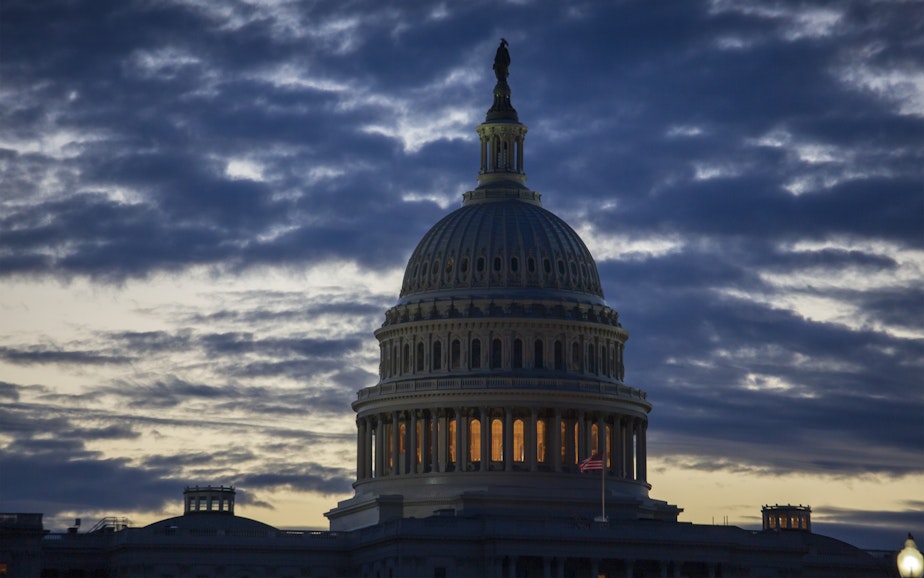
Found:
[493,38,510,81]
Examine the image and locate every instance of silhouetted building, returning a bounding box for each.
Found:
[3,41,893,578]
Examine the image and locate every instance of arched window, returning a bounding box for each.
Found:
[416,342,424,372]
[571,342,582,372]
[469,419,481,463]
[493,256,502,272]
[451,339,461,369]
[491,338,502,369]
[513,419,525,462]
[554,340,564,370]
[560,421,567,464]
[387,426,394,471]
[470,338,481,369]
[491,418,503,462]
[417,420,424,465]
[591,423,599,455]
[513,339,523,369]
[510,257,519,272]
[432,341,442,371]
[536,419,547,463]
[534,339,544,369]
[527,257,536,273]
[399,423,407,454]
[448,419,456,464]
[477,256,485,272]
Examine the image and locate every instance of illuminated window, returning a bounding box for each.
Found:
[471,339,481,369]
[469,419,481,462]
[536,419,547,463]
[591,423,599,455]
[448,419,457,464]
[417,421,424,464]
[399,423,406,454]
[560,421,567,463]
[491,418,503,461]
[574,422,580,463]
[513,419,525,462]
[387,427,394,470]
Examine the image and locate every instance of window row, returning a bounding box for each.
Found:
[379,336,625,380]
[405,253,601,294]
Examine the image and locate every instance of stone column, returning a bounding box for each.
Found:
[438,410,449,473]
[597,415,606,462]
[506,556,516,578]
[455,407,465,472]
[480,407,488,471]
[551,409,562,472]
[555,557,565,578]
[366,417,374,478]
[625,559,634,578]
[542,557,552,578]
[504,408,513,471]
[563,414,575,469]
[577,410,586,462]
[375,416,384,478]
[356,417,366,480]
[391,411,400,476]
[409,410,418,474]
[623,417,634,480]
[431,407,440,473]
[528,408,538,472]
[638,420,648,483]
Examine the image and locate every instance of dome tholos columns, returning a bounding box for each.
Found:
[326,41,679,532]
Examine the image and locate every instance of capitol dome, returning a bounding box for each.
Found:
[399,196,605,303]
[327,40,679,532]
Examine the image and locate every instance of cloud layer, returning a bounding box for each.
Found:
[1,0,921,549]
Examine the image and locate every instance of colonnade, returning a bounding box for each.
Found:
[355,406,647,483]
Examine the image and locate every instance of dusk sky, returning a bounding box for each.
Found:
[1,0,922,550]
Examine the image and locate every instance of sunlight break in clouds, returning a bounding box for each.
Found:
[719,237,924,339]
[576,224,685,262]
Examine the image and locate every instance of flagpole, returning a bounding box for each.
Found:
[601,440,606,521]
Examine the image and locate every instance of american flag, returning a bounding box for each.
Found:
[578,453,604,472]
